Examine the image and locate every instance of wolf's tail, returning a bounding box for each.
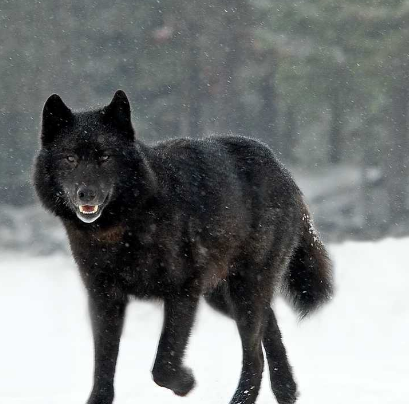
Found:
[282,205,334,319]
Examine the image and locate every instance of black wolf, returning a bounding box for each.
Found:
[34,90,333,404]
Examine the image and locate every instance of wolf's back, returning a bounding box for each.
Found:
[281,205,334,318]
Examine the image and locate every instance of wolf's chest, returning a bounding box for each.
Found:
[72,225,189,297]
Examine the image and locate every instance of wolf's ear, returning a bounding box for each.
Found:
[102,90,134,140]
[41,94,73,146]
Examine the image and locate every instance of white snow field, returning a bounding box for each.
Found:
[1,239,408,404]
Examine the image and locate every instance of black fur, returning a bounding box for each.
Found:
[33,90,334,404]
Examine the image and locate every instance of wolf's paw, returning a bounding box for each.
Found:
[86,386,114,404]
[152,364,196,396]
[86,399,112,404]
[273,380,299,404]
[86,395,114,404]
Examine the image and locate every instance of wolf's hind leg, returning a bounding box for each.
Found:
[227,271,267,404]
[263,308,298,404]
[206,279,265,404]
[205,265,298,403]
[152,290,199,396]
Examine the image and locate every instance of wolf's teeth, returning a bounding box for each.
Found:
[79,205,99,214]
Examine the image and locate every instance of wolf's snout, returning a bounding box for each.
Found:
[77,185,97,204]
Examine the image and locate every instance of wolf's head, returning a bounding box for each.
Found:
[34,90,156,225]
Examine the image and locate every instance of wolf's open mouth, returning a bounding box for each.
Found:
[76,204,103,223]
[79,205,99,215]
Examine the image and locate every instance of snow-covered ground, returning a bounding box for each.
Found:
[1,239,408,404]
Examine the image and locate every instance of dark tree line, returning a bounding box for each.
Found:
[1,0,409,238]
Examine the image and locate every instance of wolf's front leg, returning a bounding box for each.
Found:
[152,290,200,396]
[86,294,126,404]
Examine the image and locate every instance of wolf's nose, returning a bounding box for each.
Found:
[77,185,97,204]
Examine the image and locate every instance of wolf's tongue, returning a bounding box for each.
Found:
[82,205,96,213]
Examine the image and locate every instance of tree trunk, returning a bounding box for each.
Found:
[215,17,240,134]
[281,105,298,163]
[180,21,203,138]
[385,84,409,226]
[258,68,279,146]
[213,3,250,135]
[328,86,343,164]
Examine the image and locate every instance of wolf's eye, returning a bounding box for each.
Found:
[100,154,110,163]
[66,156,76,163]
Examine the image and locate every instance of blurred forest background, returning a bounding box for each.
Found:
[1,0,409,253]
